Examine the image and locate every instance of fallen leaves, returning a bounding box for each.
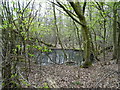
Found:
[21,52,119,88]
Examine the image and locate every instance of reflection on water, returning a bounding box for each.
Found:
[36,49,84,65]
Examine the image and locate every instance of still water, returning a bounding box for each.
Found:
[36,49,84,65]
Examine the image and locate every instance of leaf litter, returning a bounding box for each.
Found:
[23,52,119,88]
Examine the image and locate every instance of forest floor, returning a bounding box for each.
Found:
[22,51,119,88]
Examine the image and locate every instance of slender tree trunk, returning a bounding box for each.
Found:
[52,0,67,60]
[2,28,12,88]
[112,3,117,59]
[103,19,106,61]
[73,21,82,50]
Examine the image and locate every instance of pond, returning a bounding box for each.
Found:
[35,49,84,65]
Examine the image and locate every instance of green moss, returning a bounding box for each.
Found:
[71,81,81,85]
[19,59,26,62]
[43,83,49,89]
[80,61,92,68]
[80,65,84,68]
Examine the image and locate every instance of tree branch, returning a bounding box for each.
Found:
[56,1,85,27]
[83,0,87,15]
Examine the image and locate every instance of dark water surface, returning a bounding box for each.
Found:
[36,49,84,65]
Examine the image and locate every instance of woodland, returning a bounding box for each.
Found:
[0,0,119,89]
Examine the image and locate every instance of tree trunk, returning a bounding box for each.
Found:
[53,0,67,60]
[117,29,120,63]
[117,8,120,63]
[69,1,92,67]
[112,3,117,59]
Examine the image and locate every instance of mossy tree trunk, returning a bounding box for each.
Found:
[56,0,93,67]
[117,9,120,63]
[112,3,117,59]
[68,1,92,66]
[117,28,120,63]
